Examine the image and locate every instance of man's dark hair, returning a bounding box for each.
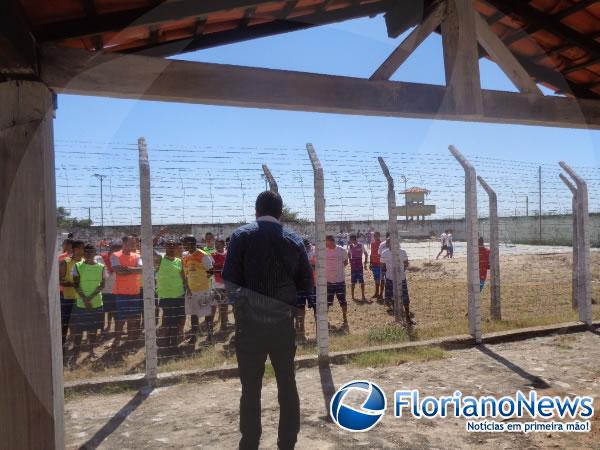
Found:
[479,237,484,246]
[181,235,197,244]
[72,240,85,250]
[326,235,335,242]
[122,235,130,243]
[205,232,214,239]
[84,243,96,252]
[350,234,357,240]
[255,191,283,218]
[62,238,73,246]
[165,239,179,246]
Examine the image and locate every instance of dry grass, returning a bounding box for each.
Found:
[350,346,448,368]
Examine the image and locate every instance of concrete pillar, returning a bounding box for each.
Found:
[378,157,404,323]
[307,144,328,360]
[559,174,578,310]
[449,145,481,342]
[477,176,501,320]
[0,80,64,448]
[559,163,592,325]
[262,164,278,193]
[138,138,158,383]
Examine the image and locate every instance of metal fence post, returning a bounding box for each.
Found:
[262,164,279,193]
[138,137,158,384]
[559,162,591,325]
[307,144,329,361]
[559,173,578,310]
[477,176,501,320]
[449,145,481,343]
[378,157,404,323]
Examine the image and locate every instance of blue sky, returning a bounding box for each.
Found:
[54,15,600,226]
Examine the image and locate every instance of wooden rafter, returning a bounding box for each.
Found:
[442,0,483,116]
[128,1,395,57]
[474,11,542,95]
[370,0,447,81]
[40,46,600,129]
[0,0,37,75]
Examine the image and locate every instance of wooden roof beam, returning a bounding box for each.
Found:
[40,46,600,129]
[474,11,542,95]
[370,0,447,81]
[34,0,289,42]
[128,0,395,57]
[442,0,483,116]
[0,0,38,75]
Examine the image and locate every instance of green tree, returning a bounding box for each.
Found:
[57,207,92,228]
[280,206,307,224]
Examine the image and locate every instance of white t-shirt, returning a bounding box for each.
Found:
[380,247,408,281]
[447,233,453,246]
[378,240,388,256]
[325,245,347,283]
[440,232,448,246]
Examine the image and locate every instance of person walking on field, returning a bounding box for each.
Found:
[479,237,491,292]
[212,238,231,331]
[380,237,415,325]
[436,230,449,259]
[325,235,349,329]
[347,234,368,302]
[447,230,454,259]
[369,231,384,301]
[223,191,313,450]
[156,239,188,350]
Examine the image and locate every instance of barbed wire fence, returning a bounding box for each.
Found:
[55,139,600,382]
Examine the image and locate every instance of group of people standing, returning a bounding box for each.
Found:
[58,230,229,367]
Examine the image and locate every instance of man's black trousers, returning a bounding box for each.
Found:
[235,317,299,450]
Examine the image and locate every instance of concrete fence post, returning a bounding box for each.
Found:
[307,144,329,361]
[262,164,279,193]
[378,157,404,323]
[449,145,481,343]
[138,137,158,383]
[559,162,592,325]
[559,173,578,310]
[477,176,501,321]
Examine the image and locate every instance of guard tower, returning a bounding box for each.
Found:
[399,187,436,221]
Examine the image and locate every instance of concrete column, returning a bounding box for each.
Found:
[0,80,64,448]
[559,162,592,325]
[477,176,501,320]
[307,144,328,360]
[378,157,404,323]
[138,137,158,383]
[262,164,278,193]
[559,174,578,310]
[449,145,481,342]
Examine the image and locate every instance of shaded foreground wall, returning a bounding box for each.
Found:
[63,214,600,246]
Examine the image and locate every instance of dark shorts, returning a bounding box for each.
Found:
[60,295,76,328]
[159,297,186,322]
[115,294,143,321]
[103,293,117,313]
[350,270,364,284]
[441,245,448,251]
[385,279,410,306]
[296,287,316,309]
[71,306,104,333]
[327,282,346,307]
[371,266,382,282]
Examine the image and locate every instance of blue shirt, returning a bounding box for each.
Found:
[222,217,313,325]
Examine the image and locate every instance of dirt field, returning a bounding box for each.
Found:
[65,331,600,449]
[64,245,600,382]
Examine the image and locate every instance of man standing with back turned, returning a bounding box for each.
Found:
[223,191,313,450]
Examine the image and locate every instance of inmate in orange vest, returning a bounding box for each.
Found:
[111,251,142,295]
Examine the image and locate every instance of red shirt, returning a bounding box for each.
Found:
[479,246,490,280]
[370,240,381,266]
[211,250,227,285]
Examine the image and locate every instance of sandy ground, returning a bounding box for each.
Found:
[65,331,600,449]
[64,245,600,382]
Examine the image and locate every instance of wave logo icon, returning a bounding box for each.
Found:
[330,380,387,432]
